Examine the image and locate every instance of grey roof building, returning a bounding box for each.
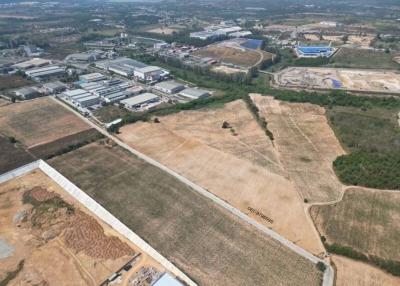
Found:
[14,87,40,100]
[154,81,185,94]
[120,93,159,109]
[179,88,210,100]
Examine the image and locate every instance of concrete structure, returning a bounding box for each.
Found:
[179,88,210,100]
[79,73,108,83]
[65,50,105,63]
[43,81,66,94]
[154,81,185,94]
[120,93,159,109]
[14,87,40,100]
[153,273,184,286]
[230,31,252,38]
[24,65,65,79]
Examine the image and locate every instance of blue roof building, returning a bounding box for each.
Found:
[295,45,334,58]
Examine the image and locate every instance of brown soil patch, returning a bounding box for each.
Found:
[64,211,133,260]
[333,255,400,286]
[118,100,323,254]
[0,97,91,147]
[28,186,56,202]
[252,95,345,202]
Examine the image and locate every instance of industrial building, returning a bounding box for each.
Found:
[295,45,334,58]
[14,87,40,100]
[154,81,185,94]
[62,89,100,108]
[179,88,210,100]
[120,92,159,110]
[96,57,167,82]
[43,81,67,94]
[152,273,184,286]
[12,58,51,70]
[79,73,108,83]
[134,66,162,82]
[24,65,65,79]
[65,50,108,64]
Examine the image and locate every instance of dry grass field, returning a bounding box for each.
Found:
[333,255,400,286]
[118,100,323,254]
[192,45,272,68]
[0,170,163,286]
[0,134,35,174]
[311,187,400,262]
[252,95,345,202]
[49,142,323,286]
[0,98,91,147]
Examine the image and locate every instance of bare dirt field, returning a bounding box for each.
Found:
[192,41,273,68]
[49,142,323,286]
[275,67,400,94]
[211,65,247,74]
[0,170,163,286]
[252,95,345,203]
[333,255,400,286]
[0,97,92,147]
[146,27,179,35]
[118,100,323,254]
[0,134,35,174]
[311,187,400,262]
[0,98,10,107]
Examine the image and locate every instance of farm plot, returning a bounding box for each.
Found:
[118,100,323,254]
[333,255,400,286]
[252,95,345,202]
[0,170,163,286]
[311,187,400,262]
[0,134,35,174]
[274,67,400,94]
[49,142,323,286]
[0,97,91,147]
[330,48,399,69]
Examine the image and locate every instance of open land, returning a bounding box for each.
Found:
[0,98,10,107]
[275,67,400,94]
[0,134,35,174]
[252,95,345,202]
[192,40,273,68]
[0,75,33,91]
[118,99,324,254]
[145,26,181,35]
[49,142,323,286]
[0,97,94,149]
[330,48,399,69]
[93,104,132,124]
[0,170,163,286]
[311,187,400,262]
[333,255,400,286]
[303,34,374,48]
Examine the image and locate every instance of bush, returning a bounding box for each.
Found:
[316,261,326,272]
[222,121,231,129]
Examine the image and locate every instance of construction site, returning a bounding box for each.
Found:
[0,169,169,286]
[274,67,400,94]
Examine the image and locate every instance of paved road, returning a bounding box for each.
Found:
[53,97,334,286]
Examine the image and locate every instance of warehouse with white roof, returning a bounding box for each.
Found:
[179,88,210,100]
[120,93,160,110]
[154,81,185,94]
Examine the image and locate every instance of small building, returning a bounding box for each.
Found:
[14,87,40,100]
[179,88,210,100]
[43,81,67,94]
[120,92,159,109]
[79,73,108,83]
[152,273,184,286]
[134,66,162,82]
[154,81,185,94]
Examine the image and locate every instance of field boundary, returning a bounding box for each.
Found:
[0,160,197,286]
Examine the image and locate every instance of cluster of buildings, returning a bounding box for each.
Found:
[10,57,66,81]
[14,80,67,100]
[95,57,168,83]
[190,23,252,40]
[153,81,210,100]
[61,73,145,109]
